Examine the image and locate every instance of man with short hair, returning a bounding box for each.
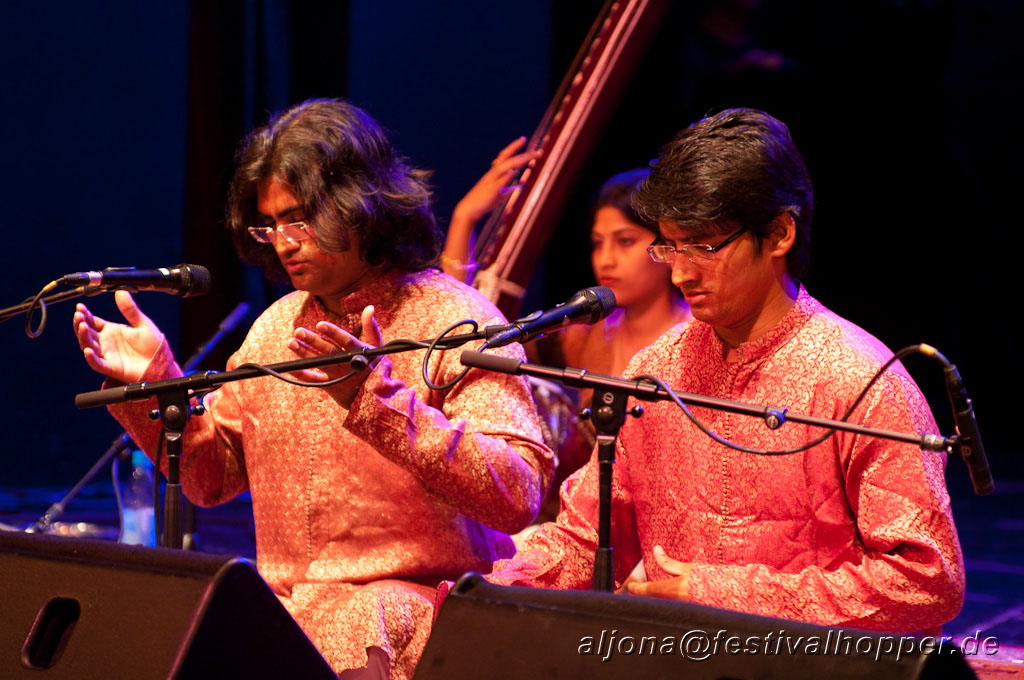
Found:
[74,98,552,678]
[485,108,964,634]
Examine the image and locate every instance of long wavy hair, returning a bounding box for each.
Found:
[226,98,442,281]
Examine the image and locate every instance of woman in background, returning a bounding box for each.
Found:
[559,167,691,380]
[442,143,690,518]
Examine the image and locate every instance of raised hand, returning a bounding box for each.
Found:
[452,137,539,225]
[73,290,167,384]
[288,305,383,409]
[442,137,541,281]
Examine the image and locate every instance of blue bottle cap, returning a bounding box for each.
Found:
[131,449,151,468]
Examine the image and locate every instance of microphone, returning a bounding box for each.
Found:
[62,264,212,297]
[944,363,994,495]
[485,286,616,349]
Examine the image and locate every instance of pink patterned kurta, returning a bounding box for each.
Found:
[108,269,552,678]
[487,288,964,633]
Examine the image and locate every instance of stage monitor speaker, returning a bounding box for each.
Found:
[415,572,976,679]
[0,531,336,679]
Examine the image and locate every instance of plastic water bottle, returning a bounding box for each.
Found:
[120,449,157,546]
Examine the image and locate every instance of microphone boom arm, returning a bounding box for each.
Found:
[459,350,954,453]
[0,286,93,324]
[75,327,491,410]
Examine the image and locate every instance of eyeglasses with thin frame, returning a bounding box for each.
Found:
[647,227,747,265]
[247,222,315,244]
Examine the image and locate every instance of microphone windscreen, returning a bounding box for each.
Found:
[183,264,212,297]
[581,286,617,323]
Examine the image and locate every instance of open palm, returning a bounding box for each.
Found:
[73,290,166,384]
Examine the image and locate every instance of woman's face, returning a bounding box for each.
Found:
[590,206,674,309]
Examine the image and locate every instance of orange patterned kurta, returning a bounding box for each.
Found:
[487,288,965,633]
[108,269,552,678]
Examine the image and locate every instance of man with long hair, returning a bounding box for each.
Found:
[74,99,552,678]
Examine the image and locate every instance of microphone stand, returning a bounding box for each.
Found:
[0,287,92,324]
[74,328,489,410]
[586,387,643,592]
[458,350,956,593]
[175,303,250,549]
[24,432,133,534]
[156,389,190,549]
[26,303,251,543]
[74,326,489,548]
[148,302,251,550]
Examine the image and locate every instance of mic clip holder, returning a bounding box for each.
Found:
[765,407,787,430]
[348,353,371,372]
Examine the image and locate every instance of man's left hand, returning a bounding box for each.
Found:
[627,545,693,601]
[288,305,382,409]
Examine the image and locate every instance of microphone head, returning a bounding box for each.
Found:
[177,264,212,297]
[576,286,617,324]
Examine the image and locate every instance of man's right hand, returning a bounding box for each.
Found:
[73,290,166,384]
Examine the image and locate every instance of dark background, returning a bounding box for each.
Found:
[2,0,1020,492]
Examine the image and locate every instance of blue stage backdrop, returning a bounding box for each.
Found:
[1,1,1020,490]
[1,3,188,487]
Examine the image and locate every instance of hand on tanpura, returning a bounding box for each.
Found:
[442,137,540,281]
[452,136,539,226]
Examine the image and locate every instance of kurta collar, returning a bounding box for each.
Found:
[705,286,820,365]
[306,269,410,333]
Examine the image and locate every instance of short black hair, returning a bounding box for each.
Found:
[634,108,813,279]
